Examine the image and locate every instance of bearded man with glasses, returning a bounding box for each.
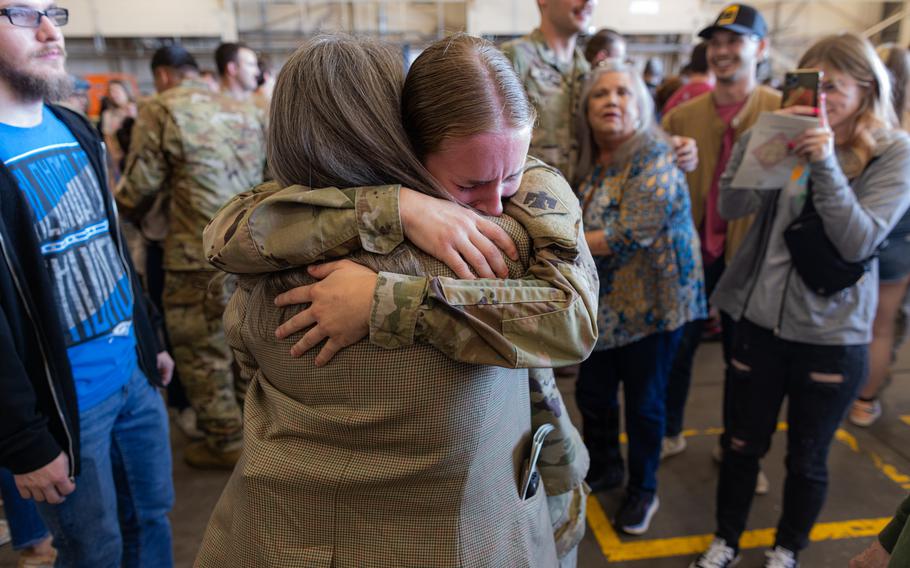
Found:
[0,2,176,567]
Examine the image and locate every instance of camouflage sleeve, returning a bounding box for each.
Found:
[203,183,403,273]
[529,367,588,495]
[369,162,600,369]
[115,100,177,220]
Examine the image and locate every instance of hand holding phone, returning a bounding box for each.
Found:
[782,69,823,109]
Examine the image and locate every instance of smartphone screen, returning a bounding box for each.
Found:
[781,69,823,108]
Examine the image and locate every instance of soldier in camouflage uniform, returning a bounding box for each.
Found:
[500,0,596,186]
[204,158,595,562]
[116,45,266,469]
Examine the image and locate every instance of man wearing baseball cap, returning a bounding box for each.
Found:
[660,7,780,566]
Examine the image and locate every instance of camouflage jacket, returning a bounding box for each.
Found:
[204,158,599,370]
[501,29,590,186]
[116,77,267,271]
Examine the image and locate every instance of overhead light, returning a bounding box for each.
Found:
[629,0,660,15]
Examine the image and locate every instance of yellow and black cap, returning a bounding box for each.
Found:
[698,4,768,39]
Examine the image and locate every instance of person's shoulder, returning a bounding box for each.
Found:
[754,85,782,110]
[505,160,580,246]
[873,128,910,162]
[500,32,539,62]
[642,131,674,157]
[500,32,536,50]
[509,157,580,221]
[666,89,714,118]
[521,157,575,199]
[160,83,219,110]
[629,131,674,171]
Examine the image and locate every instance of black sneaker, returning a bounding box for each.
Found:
[615,491,659,535]
[586,463,624,493]
[689,538,740,568]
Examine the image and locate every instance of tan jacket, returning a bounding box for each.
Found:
[662,85,781,261]
[196,216,558,567]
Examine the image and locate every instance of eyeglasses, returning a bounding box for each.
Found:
[0,7,69,28]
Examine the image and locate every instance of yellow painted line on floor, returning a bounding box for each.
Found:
[901,415,910,428]
[586,495,621,555]
[586,496,890,563]
[835,428,860,453]
[607,532,715,562]
[587,422,895,562]
[869,451,910,486]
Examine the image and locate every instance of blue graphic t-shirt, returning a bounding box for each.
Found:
[0,106,136,411]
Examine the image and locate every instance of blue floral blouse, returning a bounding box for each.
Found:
[578,136,706,350]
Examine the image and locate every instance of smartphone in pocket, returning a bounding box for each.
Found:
[781,69,823,109]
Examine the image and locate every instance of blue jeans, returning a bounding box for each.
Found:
[577,329,683,495]
[716,319,866,552]
[37,368,174,568]
[0,468,50,550]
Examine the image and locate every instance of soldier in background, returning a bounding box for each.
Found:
[215,42,259,102]
[501,0,596,187]
[117,44,267,469]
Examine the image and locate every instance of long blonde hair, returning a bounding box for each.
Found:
[799,33,897,176]
[402,33,536,160]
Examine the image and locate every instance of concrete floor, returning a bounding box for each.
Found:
[2,340,909,567]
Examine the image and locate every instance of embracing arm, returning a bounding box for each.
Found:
[208,166,597,367]
[369,164,598,368]
[204,182,403,273]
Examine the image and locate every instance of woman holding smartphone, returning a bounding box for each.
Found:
[690,33,910,568]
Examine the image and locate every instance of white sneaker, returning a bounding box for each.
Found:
[755,469,770,495]
[849,398,882,427]
[763,545,798,568]
[174,407,205,440]
[689,537,740,568]
[661,434,687,460]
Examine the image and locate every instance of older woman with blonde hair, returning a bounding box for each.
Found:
[690,33,910,568]
[573,58,705,535]
[196,33,598,568]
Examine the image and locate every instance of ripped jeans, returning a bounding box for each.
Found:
[716,319,866,553]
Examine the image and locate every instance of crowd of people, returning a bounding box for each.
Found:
[2,0,910,567]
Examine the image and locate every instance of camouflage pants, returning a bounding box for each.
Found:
[163,270,243,452]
